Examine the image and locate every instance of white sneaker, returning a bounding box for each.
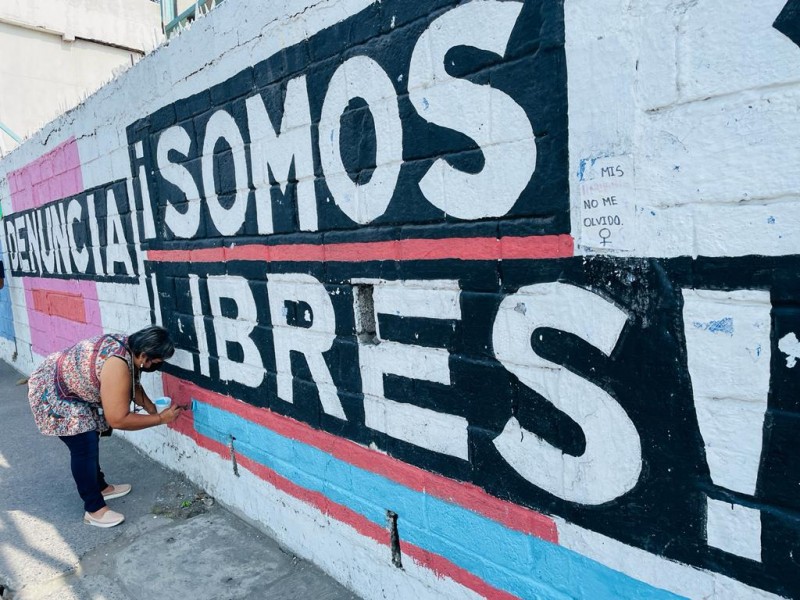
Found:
[102,483,132,500]
[84,509,125,528]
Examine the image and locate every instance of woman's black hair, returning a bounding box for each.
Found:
[128,325,175,360]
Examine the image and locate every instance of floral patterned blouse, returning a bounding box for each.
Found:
[28,335,133,436]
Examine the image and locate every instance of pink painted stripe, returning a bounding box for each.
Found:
[22,277,102,356]
[8,137,83,212]
[147,235,574,264]
[171,405,520,600]
[163,374,558,543]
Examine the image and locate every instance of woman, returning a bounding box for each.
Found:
[28,325,183,528]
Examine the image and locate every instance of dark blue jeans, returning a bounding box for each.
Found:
[59,430,108,513]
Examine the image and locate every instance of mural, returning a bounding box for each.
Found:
[2,0,800,598]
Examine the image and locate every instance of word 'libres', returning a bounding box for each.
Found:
[167,272,641,507]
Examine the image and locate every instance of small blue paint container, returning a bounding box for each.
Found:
[154,396,172,413]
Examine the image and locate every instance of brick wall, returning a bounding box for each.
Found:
[2,1,799,598]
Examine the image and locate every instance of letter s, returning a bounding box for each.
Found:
[492,282,641,505]
[408,1,536,220]
[157,125,201,239]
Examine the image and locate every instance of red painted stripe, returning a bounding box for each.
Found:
[147,235,573,264]
[178,415,520,600]
[30,289,87,323]
[403,545,519,600]
[162,374,558,543]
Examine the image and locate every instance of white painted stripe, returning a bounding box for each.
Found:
[682,289,771,493]
[707,499,762,563]
[360,340,470,460]
[363,394,470,461]
[633,202,800,258]
[189,274,210,376]
[555,518,782,600]
[372,282,461,321]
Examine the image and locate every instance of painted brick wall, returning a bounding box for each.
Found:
[1,1,799,598]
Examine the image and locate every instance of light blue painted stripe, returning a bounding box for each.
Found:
[0,237,14,341]
[194,401,685,600]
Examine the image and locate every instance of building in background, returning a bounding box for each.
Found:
[0,0,163,156]
[162,0,222,38]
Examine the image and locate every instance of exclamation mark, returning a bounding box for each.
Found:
[683,289,771,562]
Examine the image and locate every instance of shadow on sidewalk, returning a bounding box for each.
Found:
[0,358,359,600]
[0,359,207,597]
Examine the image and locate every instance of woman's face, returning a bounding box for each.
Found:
[136,355,164,372]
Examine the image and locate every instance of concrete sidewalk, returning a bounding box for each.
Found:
[0,359,358,600]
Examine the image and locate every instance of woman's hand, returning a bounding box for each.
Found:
[158,405,183,425]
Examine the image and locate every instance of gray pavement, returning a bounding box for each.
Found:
[0,359,359,600]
